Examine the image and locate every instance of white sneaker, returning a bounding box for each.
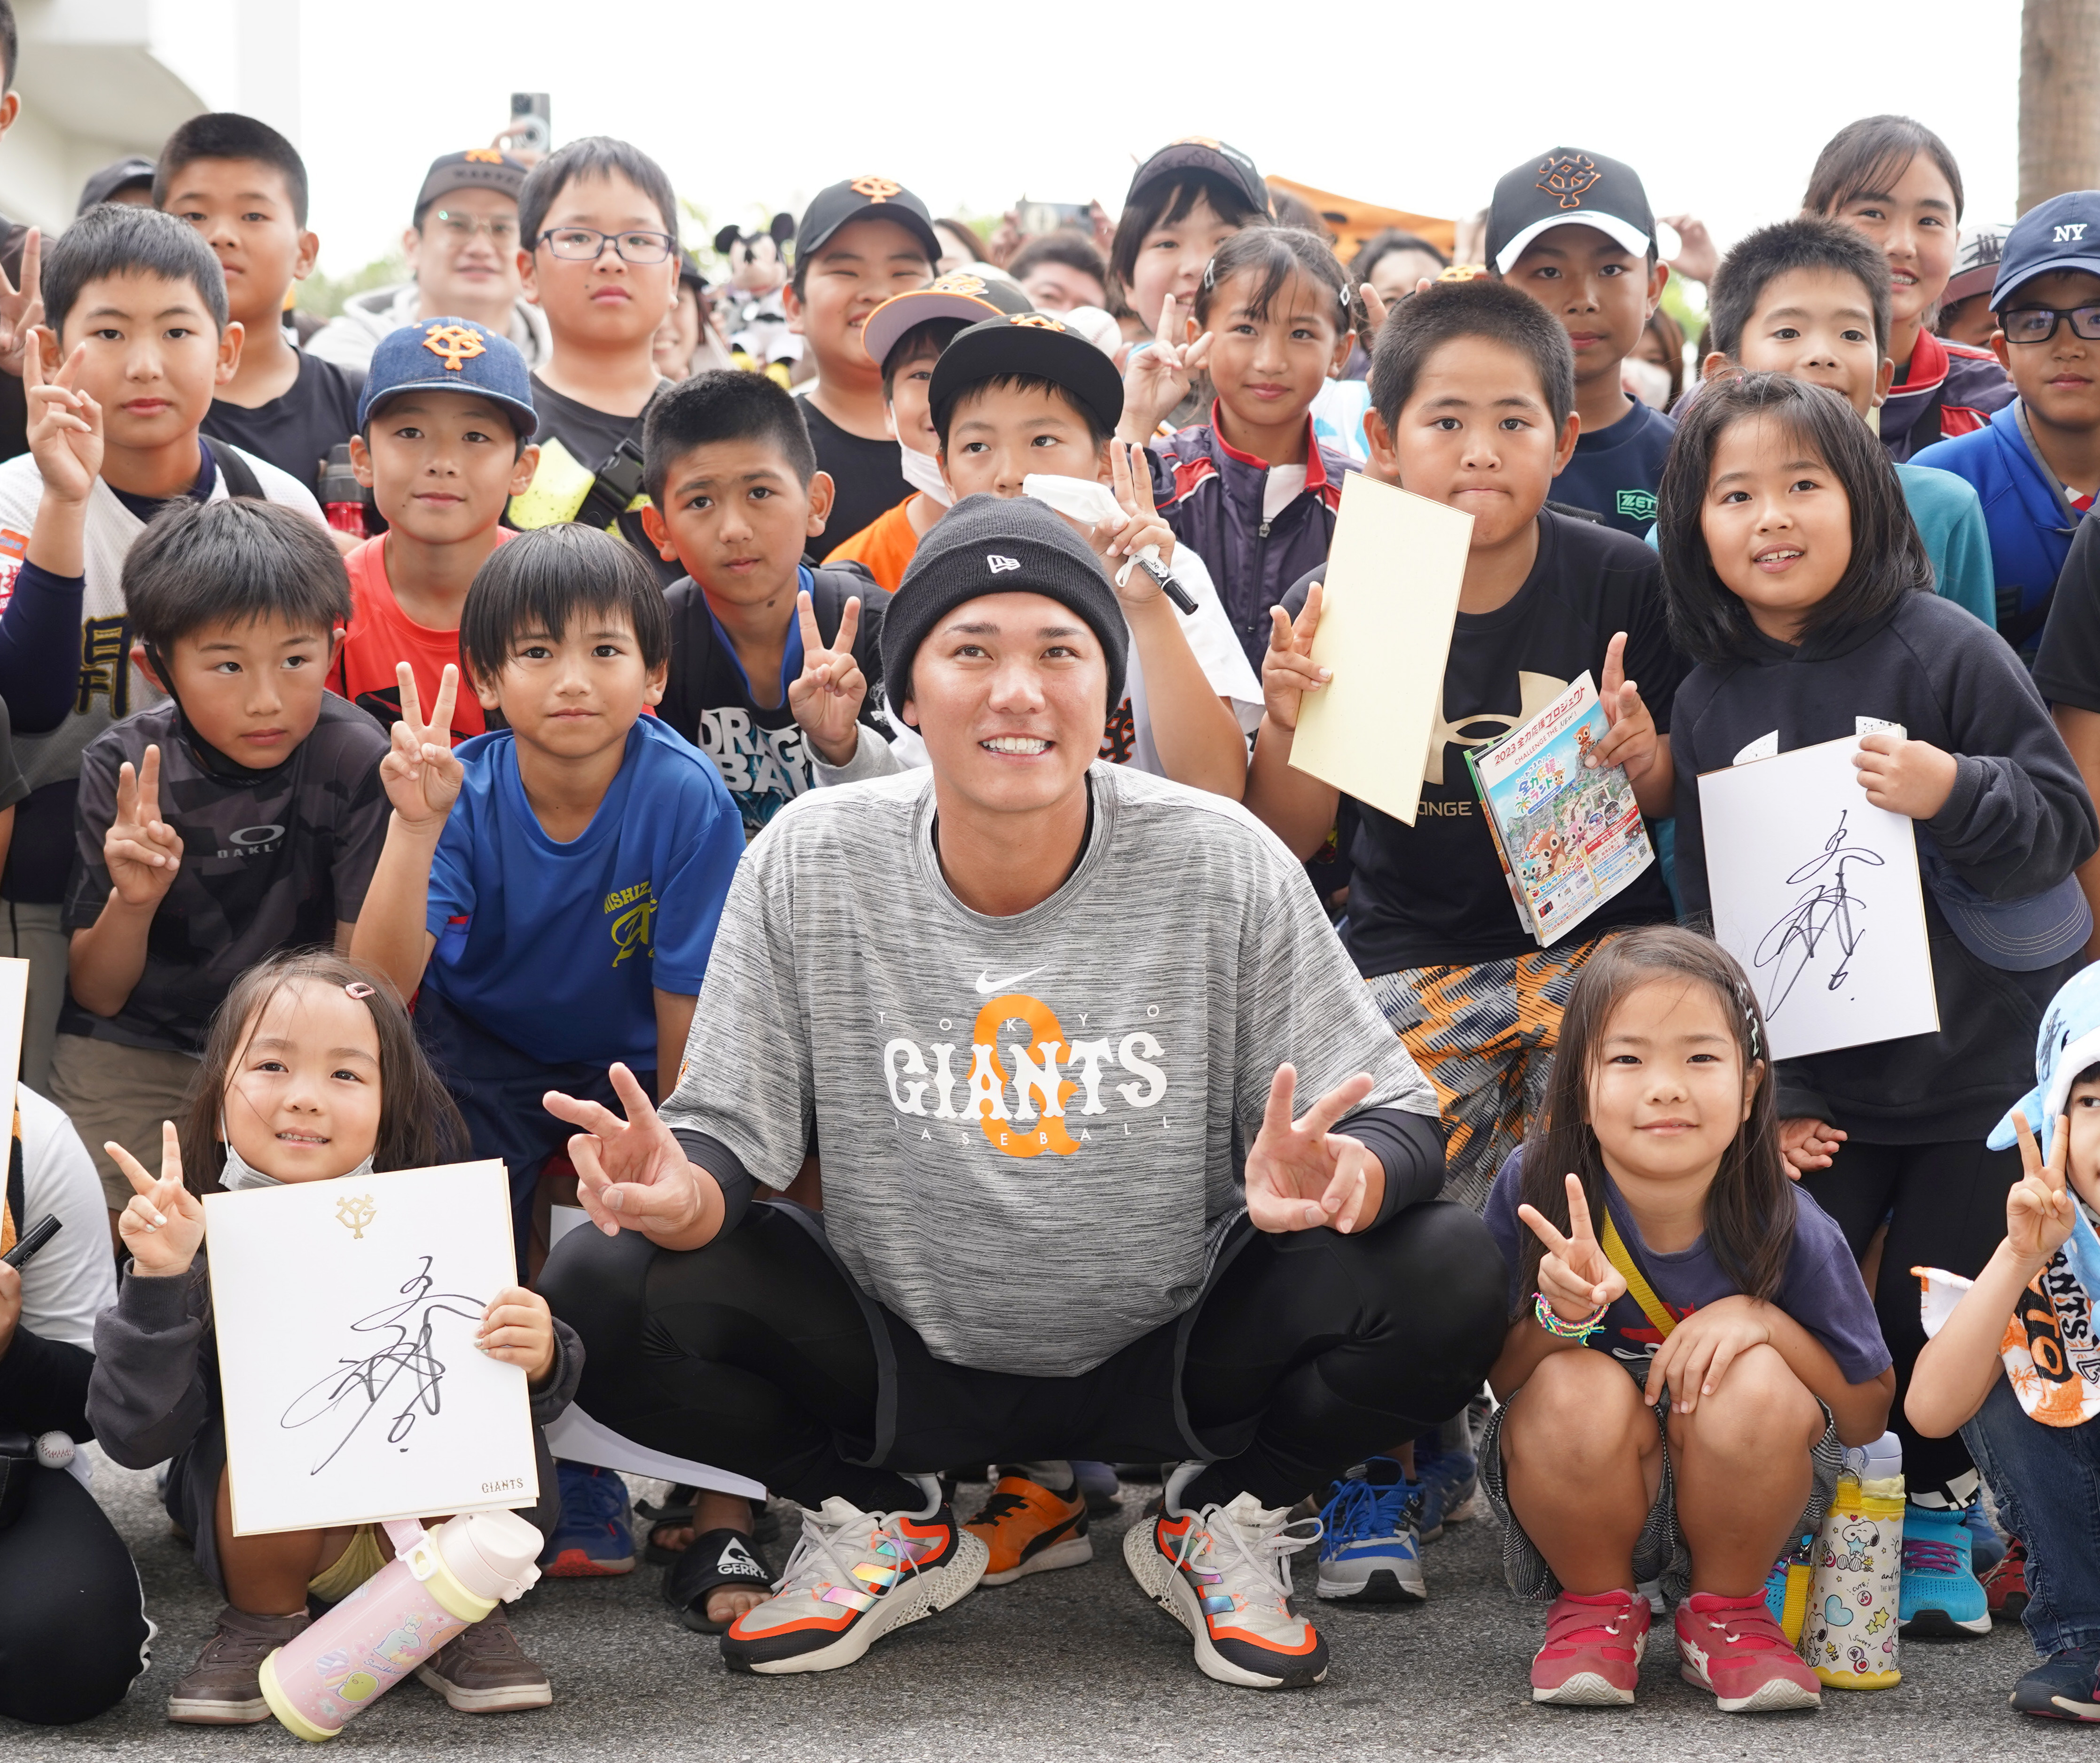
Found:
[1123,1468,1328,1689]
[720,1483,987,1676]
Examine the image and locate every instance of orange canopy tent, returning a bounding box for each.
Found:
[1264,174,1455,262]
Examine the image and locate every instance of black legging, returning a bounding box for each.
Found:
[1802,1136,2022,1501]
[544,1199,1506,1513]
[0,1464,150,1724]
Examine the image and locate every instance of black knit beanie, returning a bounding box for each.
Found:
[882,492,1128,720]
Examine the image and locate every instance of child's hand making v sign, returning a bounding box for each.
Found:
[23,328,102,580]
[104,743,183,908]
[788,591,868,768]
[1089,441,1176,592]
[1518,1172,1630,1323]
[1117,294,1213,443]
[1584,631,1670,810]
[377,663,465,832]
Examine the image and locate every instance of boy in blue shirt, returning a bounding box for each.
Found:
[1916,193,2100,656]
[351,521,743,1572]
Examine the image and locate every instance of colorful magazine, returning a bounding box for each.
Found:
[1464,671,1654,946]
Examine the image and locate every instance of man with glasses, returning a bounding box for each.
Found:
[308,150,549,376]
[1918,192,2100,662]
[503,137,686,583]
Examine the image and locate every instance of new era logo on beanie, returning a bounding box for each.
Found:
[883,494,1128,722]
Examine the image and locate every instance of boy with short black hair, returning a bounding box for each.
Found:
[799,311,1260,803]
[1488,147,1673,538]
[506,137,683,584]
[823,272,1034,589]
[1247,278,1684,1209]
[0,203,324,1091]
[1918,192,2100,654]
[48,498,388,1235]
[331,316,541,741]
[157,113,362,508]
[1696,215,1996,627]
[640,368,892,841]
[350,521,742,1272]
[784,177,942,558]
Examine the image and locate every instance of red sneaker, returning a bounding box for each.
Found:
[1984,1536,2030,1622]
[1675,1591,1823,1712]
[1531,1588,1650,1705]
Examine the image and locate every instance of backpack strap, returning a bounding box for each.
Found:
[203,438,266,502]
[1601,1209,1677,1339]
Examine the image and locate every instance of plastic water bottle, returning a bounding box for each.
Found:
[1843,1431,1903,1483]
[259,1509,541,1740]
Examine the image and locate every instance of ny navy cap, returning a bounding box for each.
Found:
[359,316,536,437]
[1992,192,2100,310]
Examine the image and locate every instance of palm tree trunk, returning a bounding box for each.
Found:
[2022,0,2100,212]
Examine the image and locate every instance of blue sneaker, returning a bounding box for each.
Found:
[539,1461,636,1577]
[1962,1499,2007,1572]
[1314,1458,1426,1603]
[2013,1645,2100,1721]
[1899,1505,1990,1637]
[1411,1443,1480,1542]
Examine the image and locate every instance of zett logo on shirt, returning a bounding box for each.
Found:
[1616,489,1658,522]
[883,984,1168,1160]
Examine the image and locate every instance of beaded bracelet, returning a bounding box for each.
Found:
[1534,1291,1606,1341]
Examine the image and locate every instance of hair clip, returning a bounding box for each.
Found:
[1734,978,1763,1059]
[1201,256,1218,290]
[344,982,376,1000]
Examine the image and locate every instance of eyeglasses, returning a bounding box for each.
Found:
[431,211,519,247]
[537,226,675,265]
[2001,305,2100,344]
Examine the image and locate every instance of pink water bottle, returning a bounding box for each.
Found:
[259,1509,542,1741]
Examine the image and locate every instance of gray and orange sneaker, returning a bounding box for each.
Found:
[720,1481,987,1676]
[965,1473,1092,1585]
[1122,1469,1327,1690]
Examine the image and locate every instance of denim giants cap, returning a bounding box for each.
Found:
[1917,836,2092,972]
[357,317,537,437]
[1991,191,2100,311]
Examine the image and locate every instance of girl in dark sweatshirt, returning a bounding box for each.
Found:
[1658,373,2098,1630]
[86,951,583,1727]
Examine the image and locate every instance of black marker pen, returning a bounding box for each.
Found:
[2,1214,60,1270]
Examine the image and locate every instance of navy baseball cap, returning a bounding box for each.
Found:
[1488,147,1654,274]
[413,149,528,226]
[1124,137,1268,216]
[358,317,536,437]
[1919,837,2092,972]
[1992,192,2100,310]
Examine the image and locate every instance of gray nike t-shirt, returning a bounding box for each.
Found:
[661,762,1436,1376]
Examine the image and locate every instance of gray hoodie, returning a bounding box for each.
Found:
[306,283,551,378]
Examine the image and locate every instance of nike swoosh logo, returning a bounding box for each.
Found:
[975,967,1043,995]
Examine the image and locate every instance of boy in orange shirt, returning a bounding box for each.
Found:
[330,317,539,739]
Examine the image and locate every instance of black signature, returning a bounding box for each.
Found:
[280,1257,486,1474]
[1753,811,1885,1016]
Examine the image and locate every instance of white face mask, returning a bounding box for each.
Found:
[217,1118,375,1192]
[899,441,953,507]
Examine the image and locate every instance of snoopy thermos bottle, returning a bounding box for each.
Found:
[259,1509,542,1740]
[1802,1474,1905,1688]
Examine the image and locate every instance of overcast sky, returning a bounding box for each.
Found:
[302,0,2023,280]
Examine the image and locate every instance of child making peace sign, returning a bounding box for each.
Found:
[1479,927,1892,1715]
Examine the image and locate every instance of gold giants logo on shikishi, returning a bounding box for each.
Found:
[335,1195,377,1239]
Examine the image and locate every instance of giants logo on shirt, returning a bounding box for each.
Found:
[605,882,655,966]
[882,983,1168,1160]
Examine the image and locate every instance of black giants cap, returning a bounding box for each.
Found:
[1487,148,1654,274]
[1124,137,1268,215]
[795,177,943,271]
[413,149,529,225]
[927,313,1125,439]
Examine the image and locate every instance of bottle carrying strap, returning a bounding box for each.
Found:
[1602,1211,1676,1339]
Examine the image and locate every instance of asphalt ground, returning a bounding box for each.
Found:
[11,1452,2089,1761]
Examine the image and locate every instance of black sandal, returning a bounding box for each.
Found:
[662,1528,774,1634]
[637,1488,698,1566]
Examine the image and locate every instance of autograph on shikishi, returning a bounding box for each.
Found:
[279,1257,486,1475]
[1754,809,1885,1014]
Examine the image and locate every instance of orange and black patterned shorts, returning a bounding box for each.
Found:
[1368,936,1611,1212]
